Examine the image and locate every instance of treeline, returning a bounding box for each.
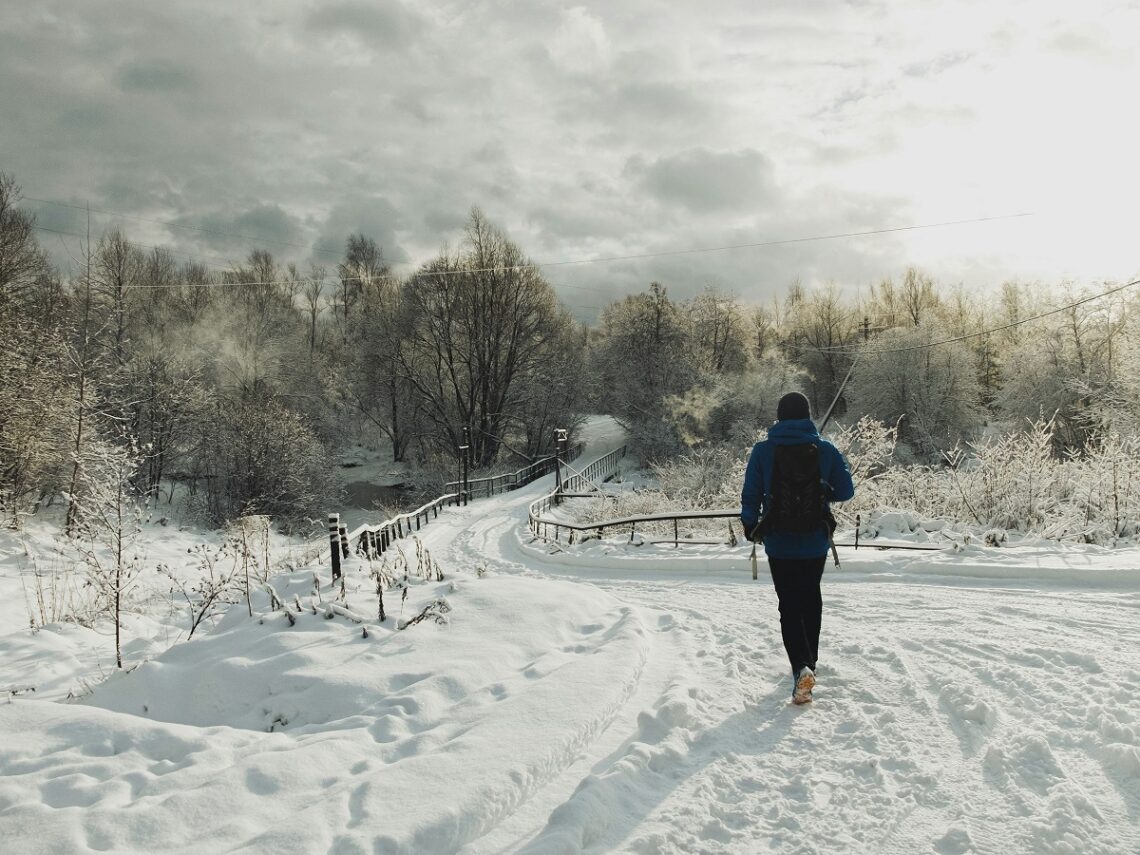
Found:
[595,271,1140,461]
[5,163,1135,532]
[0,173,583,530]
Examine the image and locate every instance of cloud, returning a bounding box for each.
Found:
[171,204,306,256]
[312,196,409,268]
[3,0,1137,319]
[547,7,611,75]
[116,59,199,93]
[626,149,778,213]
[305,1,423,48]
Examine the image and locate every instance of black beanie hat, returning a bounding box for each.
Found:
[776,391,811,421]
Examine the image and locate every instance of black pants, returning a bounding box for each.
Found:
[768,555,826,674]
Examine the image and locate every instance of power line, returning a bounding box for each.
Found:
[373,212,1035,279]
[30,197,1032,282]
[22,197,344,259]
[32,224,249,270]
[529,213,1034,271]
[796,277,1140,356]
[36,225,614,313]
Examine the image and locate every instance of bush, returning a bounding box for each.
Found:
[200,397,341,531]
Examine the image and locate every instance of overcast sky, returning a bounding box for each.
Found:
[3,0,1138,320]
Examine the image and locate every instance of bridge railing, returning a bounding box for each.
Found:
[327,444,590,574]
[344,492,460,560]
[528,445,632,536]
[445,443,583,500]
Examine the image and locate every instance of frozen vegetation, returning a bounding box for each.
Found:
[1,418,1138,854]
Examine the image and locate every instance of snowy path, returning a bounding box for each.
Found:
[1,416,1138,853]
[403,421,1140,854]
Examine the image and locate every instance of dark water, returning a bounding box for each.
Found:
[344,481,409,509]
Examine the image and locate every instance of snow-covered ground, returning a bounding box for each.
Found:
[2,416,1138,854]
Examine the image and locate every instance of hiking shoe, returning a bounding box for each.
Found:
[792,666,815,705]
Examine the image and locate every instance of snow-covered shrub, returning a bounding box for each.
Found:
[68,435,145,668]
[829,417,898,486]
[199,397,340,531]
[628,418,686,463]
[848,323,983,458]
[20,551,85,630]
[158,544,241,638]
[661,355,805,448]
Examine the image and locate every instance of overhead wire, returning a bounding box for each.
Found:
[33,200,1127,359]
[26,199,1033,287]
[31,224,248,270]
[789,277,1140,357]
[22,196,344,259]
[28,202,1072,330]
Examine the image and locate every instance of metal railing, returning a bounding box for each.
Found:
[445,443,583,500]
[328,444,589,571]
[528,445,629,536]
[530,498,944,553]
[531,505,742,547]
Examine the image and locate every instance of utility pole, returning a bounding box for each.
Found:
[460,425,471,506]
[553,427,567,498]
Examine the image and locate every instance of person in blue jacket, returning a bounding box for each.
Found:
[740,391,855,704]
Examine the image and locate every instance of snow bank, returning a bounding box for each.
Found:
[0,571,660,854]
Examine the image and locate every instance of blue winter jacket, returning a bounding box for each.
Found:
[740,418,855,559]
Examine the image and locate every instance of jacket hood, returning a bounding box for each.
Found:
[766,418,820,445]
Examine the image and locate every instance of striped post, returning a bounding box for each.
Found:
[328,513,342,582]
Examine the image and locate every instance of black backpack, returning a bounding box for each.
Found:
[756,443,829,539]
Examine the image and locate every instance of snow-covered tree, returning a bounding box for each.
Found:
[849,323,983,457]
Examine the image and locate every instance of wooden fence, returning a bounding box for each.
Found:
[325,443,590,578]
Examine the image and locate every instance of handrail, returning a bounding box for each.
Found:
[527,445,629,538]
[347,492,460,560]
[531,500,740,548]
[446,443,584,499]
[539,509,738,531]
[340,443,587,563]
[530,497,945,552]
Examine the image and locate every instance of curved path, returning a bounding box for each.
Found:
[414,418,1140,854]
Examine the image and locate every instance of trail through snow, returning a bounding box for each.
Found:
[1,416,1138,853]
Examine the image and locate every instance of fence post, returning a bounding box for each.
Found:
[339,524,349,558]
[328,513,342,583]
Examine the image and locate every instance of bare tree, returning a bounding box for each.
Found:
[400,209,575,466]
[93,229,144,368]
[785,284,857,416]
[899,266,940,327]
[687,286,749,373]
[70,433,144,668]
[0,174,48,308]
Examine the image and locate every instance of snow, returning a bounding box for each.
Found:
[2,415,1139,854]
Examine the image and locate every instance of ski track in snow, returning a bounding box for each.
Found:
[2,416,1139,854]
